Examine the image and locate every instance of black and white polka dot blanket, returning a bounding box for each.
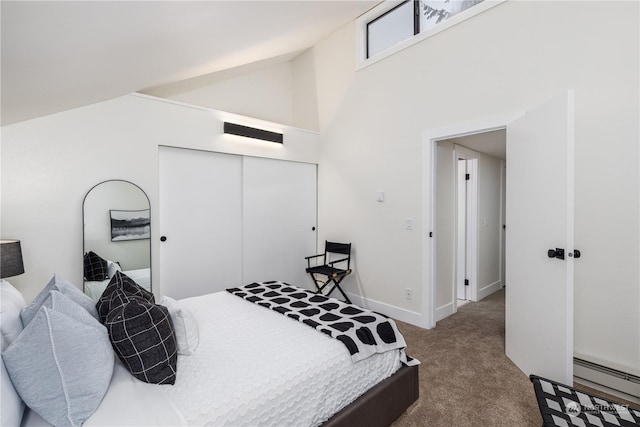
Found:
[227,281,419,366]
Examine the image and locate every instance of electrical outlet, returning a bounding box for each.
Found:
[405,288,413,300]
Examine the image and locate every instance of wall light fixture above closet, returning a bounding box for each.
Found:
[223,122,283,144]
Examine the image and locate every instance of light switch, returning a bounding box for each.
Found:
[376,191,385,202]
[405,218,413,230]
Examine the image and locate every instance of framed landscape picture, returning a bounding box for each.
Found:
[110,209,151,241]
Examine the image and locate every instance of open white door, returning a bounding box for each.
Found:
[505,91,575,385]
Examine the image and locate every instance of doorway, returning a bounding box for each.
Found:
[433,132,505,322]
[422,92,575,384]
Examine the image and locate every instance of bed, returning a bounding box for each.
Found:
[1,275,419,427]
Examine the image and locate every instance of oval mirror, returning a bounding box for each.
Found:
[83,180,151,300]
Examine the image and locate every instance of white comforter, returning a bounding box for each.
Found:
[22,291,402,427]
[166,291,402,426]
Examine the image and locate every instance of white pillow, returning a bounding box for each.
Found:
[1,280,26,427]
[1,280,26,348]
[106,259,122,278]
[3,292,113,427]
[160,296,199,355]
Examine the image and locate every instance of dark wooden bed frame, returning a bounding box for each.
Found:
[322,364,419,427]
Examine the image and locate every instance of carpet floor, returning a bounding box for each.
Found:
[391,289,542,426]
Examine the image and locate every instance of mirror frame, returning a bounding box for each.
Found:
[82,179,151,294]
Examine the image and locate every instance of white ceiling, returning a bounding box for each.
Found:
[1,1,378,126]
[448,129,506,160]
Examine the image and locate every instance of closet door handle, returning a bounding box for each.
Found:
[312,227,316,231]
[160,236,167,242]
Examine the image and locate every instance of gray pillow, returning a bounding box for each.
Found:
[40,291,102,331]
[21,274,98,326]
[3,293,114,427]
[1,341,24,427]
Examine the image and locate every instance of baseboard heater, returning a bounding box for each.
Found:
[574,357,640,400]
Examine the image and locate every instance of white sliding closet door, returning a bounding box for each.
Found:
[159,147,243,299]
[242,157,317,288]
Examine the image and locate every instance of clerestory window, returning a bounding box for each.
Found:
[358,0,505,68]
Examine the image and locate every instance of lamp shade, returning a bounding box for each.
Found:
[1,240,25,278]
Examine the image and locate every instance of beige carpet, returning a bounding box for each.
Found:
[391,289,543,426]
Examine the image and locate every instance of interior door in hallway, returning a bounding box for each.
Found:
[505,91,575,385]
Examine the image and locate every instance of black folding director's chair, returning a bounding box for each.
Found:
[305,241,352,303]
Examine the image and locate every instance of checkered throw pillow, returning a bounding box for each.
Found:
[83,251,108,281]
[96,271,155,323]
[104,290,177,385]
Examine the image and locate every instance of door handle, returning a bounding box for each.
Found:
[160,236,167,242]
[548,248,581,260]
[547,248,565,260]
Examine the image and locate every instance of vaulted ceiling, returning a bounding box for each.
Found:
[1,1,377,126]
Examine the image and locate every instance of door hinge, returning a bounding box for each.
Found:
[464,279,469,286]
[465,173,470,181]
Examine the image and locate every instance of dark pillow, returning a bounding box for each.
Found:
[96,271,154,323]
[104,290,177,385]
[83,251,108,281]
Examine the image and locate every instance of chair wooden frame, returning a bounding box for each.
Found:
[305,241,352,303]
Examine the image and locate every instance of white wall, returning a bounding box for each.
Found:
[292,50,320,131]
[310,1,639,373]
[436,141,455,315]
[477,152,502,297]
[1,94,319,302]
[150,52,321,132]
[154,62,295,127]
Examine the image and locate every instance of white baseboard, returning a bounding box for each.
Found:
[573,377,640,405]
[477,280,502,301]
[435,302,454,322]
[573,358,640,404]
[345,292,423,327]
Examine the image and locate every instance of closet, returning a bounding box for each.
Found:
[158,146,317,299]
